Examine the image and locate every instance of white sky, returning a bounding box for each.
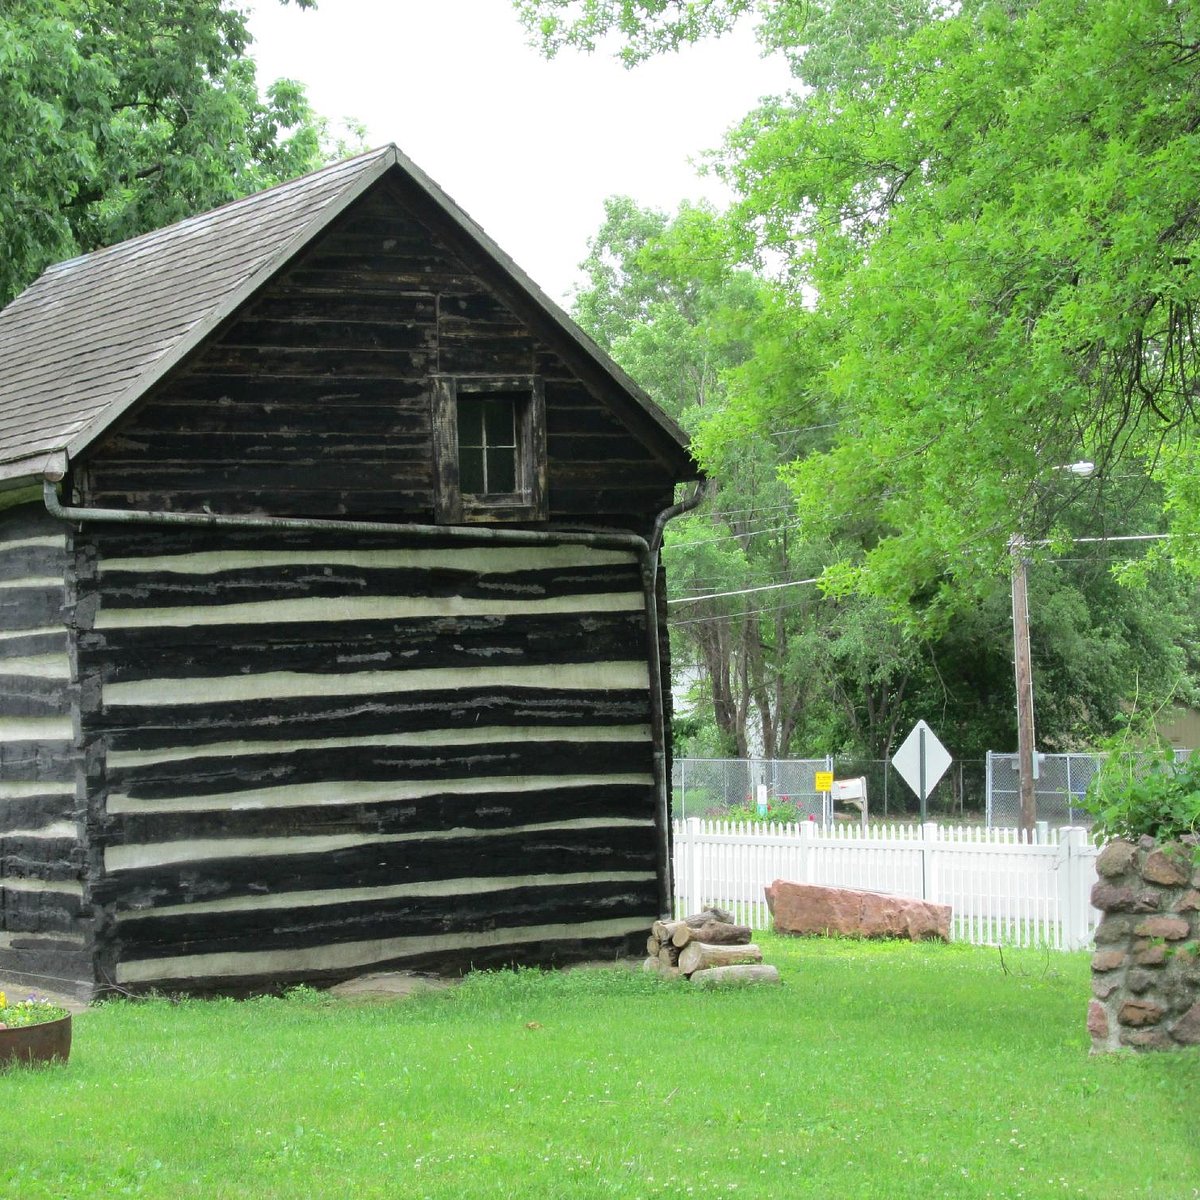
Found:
[245,0,793,303]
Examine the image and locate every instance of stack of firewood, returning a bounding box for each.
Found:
[643,906,781,986]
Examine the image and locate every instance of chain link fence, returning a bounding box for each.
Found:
[671,756,986,822]
[671,757,833,822]
[984,751,1100,828]
[674,747,1195,827]
[985,748,1194,828]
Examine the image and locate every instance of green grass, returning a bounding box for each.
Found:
[2,935,1196,1200]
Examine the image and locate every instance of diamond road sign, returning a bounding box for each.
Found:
[893,720,952,802]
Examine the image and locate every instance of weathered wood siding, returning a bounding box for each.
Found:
[75,524,658,990]
[0,495,87,987]
[75,182,676,531]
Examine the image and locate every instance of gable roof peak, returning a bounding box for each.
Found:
[0,144,695,483]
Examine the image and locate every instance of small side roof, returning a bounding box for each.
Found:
[0,145,697,483]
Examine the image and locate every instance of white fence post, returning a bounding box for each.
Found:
[686,817,704,915]
[1057,826,1090,951]
[798,819,814,884]
[921,821,939,901]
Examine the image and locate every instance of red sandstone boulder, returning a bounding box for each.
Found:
[765,879,951,942]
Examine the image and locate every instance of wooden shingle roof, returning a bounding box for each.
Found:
[0,145,695,484]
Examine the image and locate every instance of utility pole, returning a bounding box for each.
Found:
[1010,534,1036,836]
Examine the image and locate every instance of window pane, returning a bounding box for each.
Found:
[486,446,516,493]
[457,397,484,448]
[483,397,516,447]
[459,447,485,494]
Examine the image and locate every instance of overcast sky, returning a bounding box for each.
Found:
[245,0,793,303]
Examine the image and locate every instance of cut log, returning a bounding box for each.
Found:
[670,920,752,948]
[689,964,781,988]
[678,941,762,976]
[658,920,689,944]
[651,920,670,943]
[646,934,661,956]
[657,945,681,968]
[683,907,733,927]
[644,955,682,979]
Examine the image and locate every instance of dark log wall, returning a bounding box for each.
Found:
[0,495,88,989]
[75,181,677,531]
[74,523,658,991]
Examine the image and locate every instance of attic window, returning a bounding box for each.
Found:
[457,393,517,495]
[433,376,546,523]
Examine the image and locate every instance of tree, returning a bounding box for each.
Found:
[0,0,336,306]
[521,0,1200,608]
[573,197,822,757]
[513,0,758,65]
[573,197,934,761]
[524,0,1200,770]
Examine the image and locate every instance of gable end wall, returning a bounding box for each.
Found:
[73,181,677,532]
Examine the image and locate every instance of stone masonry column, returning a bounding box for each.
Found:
[1088,835,1200,1052]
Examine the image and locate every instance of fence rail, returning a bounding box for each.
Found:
[671,819,1100,950]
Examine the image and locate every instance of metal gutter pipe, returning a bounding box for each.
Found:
[641,479,710,914]
[44,477,706,922]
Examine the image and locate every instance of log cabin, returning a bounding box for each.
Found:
[0,145,701,997]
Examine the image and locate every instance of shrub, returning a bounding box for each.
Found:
[1082,745,1200,846]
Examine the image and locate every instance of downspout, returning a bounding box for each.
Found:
[45,476,706,923]
[642,479,710,916]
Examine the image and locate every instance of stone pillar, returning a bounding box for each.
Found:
[1088,834,1200,1052]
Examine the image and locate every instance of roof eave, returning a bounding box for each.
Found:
[0,451,66,491]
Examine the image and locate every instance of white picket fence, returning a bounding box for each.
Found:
[672,819,1101,950]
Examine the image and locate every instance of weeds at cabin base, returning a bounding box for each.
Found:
[0,935,1196,1200]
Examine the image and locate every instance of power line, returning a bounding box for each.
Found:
[668,595,819,628]
[694,501,797,520]
[666,521,803,548]
[768,422,839,438]
[669,576,822,605]
[1030,533,1173,546]
[669,532,1175,611]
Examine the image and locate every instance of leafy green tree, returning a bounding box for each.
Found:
[514,0,757,65]
[526,0,1200,768]
[522,0,1200,605]
[574,197,930,760]
[574,197,820,757]
[0,0,336,306]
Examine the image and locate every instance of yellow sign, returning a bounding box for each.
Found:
[814,771,834,792]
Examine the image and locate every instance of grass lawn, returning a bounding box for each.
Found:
[1,934,1196,1199]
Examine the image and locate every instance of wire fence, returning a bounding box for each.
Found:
[984,748,1193,827]
[671,756,986,823]
[673,748,1194,827]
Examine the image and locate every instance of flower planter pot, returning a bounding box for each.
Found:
[0,1014,71,1069]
